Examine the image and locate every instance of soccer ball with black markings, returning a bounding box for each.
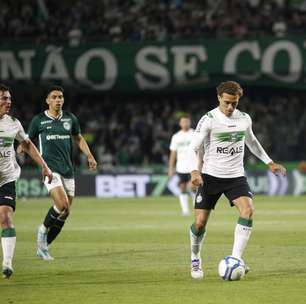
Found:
[218,256,246,281]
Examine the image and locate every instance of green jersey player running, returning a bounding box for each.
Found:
[188,81,286,279]
[26,86,97,260]
[0,84,53,278]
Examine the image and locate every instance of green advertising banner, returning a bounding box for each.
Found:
[1,37,306,92]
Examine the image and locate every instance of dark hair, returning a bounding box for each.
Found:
[0,83,9,93]
[46,85,64,97]
[179,113,191,121]
[216,81,243,97]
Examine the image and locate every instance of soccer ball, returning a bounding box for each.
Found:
[218,256,246,281]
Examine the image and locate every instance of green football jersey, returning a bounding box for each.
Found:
[28,111,81,178]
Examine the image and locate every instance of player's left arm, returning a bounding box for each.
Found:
[245,115,286,176]
[70,113,97,170]
[74,134,97,171]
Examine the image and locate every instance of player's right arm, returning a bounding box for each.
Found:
[168,150,177,177]
[168,135,177,177]
[189,115,211,187]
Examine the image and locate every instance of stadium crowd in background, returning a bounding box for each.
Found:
[1,0,306,44]
[11,88,306,171]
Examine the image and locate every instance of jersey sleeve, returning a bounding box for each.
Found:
[27,116,40,140]
[15,119,29,143]
[169,134,177,151]
[244,114,272,164]
[70,113,81,135]
[189,114,211,172]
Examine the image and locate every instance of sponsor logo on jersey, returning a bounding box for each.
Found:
[177,141,191,147]
[0,150,12,157]
[0,137,14,147]
[63,122,71,130]
[215,131,245,143]
[216,146,243,155]
[41,120,53,125]
[46,134,70,140]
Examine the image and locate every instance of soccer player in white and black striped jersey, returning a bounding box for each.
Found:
[188,81,286,279]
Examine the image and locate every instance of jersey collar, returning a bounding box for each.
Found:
[45,110,63,120]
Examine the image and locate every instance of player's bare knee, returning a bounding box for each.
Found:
[56,199,69,212]
[195,217,206,230]
[241,204,254,219]
[0,212,13,228]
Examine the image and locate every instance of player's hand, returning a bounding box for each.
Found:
[17,144,24,154]
[191,170,203,189]
[42,166,53,184]
[88,154,97,171]
[168,168,175,177]
[268,162,286,176]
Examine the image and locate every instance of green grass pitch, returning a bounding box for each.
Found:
[1,196,306,304]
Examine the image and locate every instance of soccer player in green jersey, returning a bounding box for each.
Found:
[0,84,53,278]
[27,86,97,260]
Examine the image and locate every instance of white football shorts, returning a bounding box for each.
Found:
[44,172,75,197]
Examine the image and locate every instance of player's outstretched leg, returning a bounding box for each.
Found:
[37,205,61,260]
[190,223,206,279]
[47,211,69,245]
[1,227,16,279]
[232,197,254,273]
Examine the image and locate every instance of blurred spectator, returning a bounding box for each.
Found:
[1,0,306,43]
[10,86,306,171]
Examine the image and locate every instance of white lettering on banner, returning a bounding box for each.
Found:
[95,175,150,198]
[95,175,115,197]
[171,46,208,84]
[0,50,35,79]
[224,41,261,81]
[136,46,208,89]
[167,175,180,196]
[261,41,302,83]
[225,40,302,83]
[75,49,117,90]
[0,40,305,89]
[41,46,69,80]
[135,47,170,89]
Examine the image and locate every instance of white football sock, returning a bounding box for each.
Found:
[1,236,16,268]
[179,193,189,215]
[232,223,252,259]
[190,227,205,260]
